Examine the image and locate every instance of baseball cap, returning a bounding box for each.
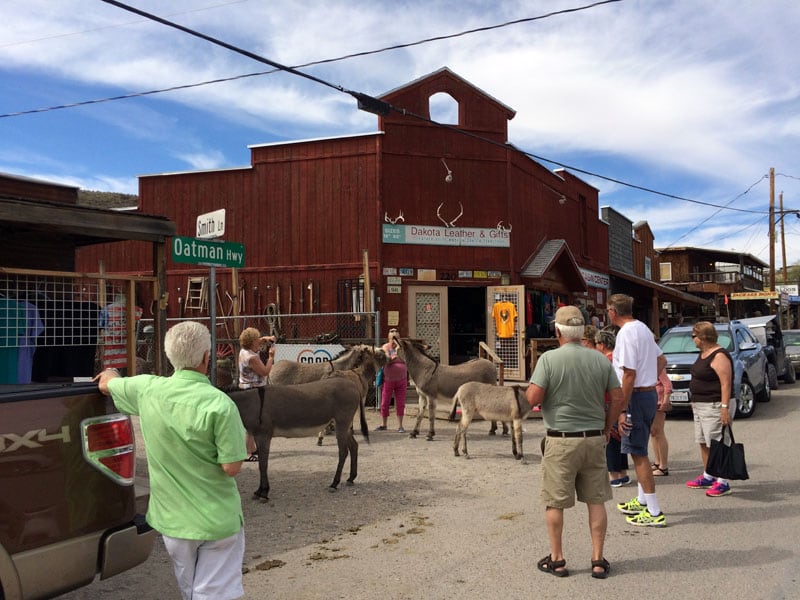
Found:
[555,305,584,326]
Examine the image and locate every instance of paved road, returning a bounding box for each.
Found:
[61,385,800,599]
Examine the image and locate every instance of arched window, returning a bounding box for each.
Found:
[429,92,458,124]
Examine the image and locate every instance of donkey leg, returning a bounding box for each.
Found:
[410,393,428,438]
[461,421,470,458]
[330,431,349,492]
[453,424,462,456]
[345,433,358,485]
[512,419,526,463]
[253,435,271,501]
[488,421,498,435]
[502,421,510,436]
[426,396,437,441]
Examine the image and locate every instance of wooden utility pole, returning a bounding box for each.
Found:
[769,167,775,291]
[780,191,788,285]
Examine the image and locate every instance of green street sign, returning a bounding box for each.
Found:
[171,236,245,268]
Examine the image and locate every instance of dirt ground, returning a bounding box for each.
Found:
[59,397,799,600]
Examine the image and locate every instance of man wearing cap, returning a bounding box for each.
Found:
[526,305,623,580]
[606,293,668,527]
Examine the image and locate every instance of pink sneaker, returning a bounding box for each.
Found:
[686,475,715,489]
[706,481,731,497]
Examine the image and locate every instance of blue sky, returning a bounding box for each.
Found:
[2,0,799,267]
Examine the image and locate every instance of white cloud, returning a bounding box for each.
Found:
[2,0,800,264]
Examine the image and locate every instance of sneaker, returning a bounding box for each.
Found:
[374,425,387,431]
[610,476,631,488]
[686,475,715,489]
[626,509,667,527]
[617,497,646,515]
[705,481,731,497]
[397,427,405,433]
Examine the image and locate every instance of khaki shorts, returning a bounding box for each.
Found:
[540,436,612,509]
[692,401,734,446]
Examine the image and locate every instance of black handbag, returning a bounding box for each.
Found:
[706,424,749,480]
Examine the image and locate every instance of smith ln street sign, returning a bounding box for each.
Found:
[171,235,245,268]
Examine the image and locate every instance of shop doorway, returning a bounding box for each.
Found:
[407,285,525,380]
[448,287,486,365]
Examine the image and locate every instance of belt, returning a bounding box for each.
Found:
[546,430,603,438]
[633,386,656,392]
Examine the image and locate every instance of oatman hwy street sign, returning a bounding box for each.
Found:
[171,235,245,268]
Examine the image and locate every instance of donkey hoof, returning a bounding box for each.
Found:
[345,480,355,487]
[317,439,323,446]
[488,431,496,436]
[328,486,338,494]
[426,435,434,442]
[409,431,418,439]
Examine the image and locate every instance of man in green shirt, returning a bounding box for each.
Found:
[527,305,623,580]
[96,321,247,600]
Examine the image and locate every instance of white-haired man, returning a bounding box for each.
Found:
[96,320,247,600]
[527,305,623,579]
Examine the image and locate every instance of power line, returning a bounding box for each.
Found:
[2,0,621,118]
[11,0,790,220]
[659,175,768,250]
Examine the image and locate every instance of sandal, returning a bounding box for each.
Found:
[246,453,259,462]
[591,558,610,579]
[653,466,670,476]
[651,462,660,471]
[537,554,569,578]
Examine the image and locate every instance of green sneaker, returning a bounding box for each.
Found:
[626,509,667,527]
[617,497,646,515]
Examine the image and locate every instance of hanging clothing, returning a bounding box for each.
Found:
[492,301,517,339]
[99,299,142,370]
[0,297,25,384]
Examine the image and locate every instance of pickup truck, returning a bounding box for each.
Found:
[0,383,155,600]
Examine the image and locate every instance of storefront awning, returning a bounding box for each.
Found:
[520,239,587,292]
[609,267,712,306]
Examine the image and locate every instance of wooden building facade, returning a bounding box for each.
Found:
[76,68,610,380]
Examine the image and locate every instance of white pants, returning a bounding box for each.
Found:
[162,528,245,600]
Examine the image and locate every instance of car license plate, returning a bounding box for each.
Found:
[670,391,689,403]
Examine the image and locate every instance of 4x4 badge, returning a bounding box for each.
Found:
[0,426,71,452]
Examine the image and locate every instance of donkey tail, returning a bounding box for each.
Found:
[448,392,460,422]
[359,394,370,444]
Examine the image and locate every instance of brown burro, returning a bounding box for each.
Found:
[226,374,368,502]
[449,382,532,463]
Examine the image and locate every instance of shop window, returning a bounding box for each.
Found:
[660,262,672,281]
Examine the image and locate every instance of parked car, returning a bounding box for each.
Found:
[739,315,796,386]
[785,329,800,376]
[658,321,770,419]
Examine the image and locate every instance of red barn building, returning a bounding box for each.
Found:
[77,68,609,380]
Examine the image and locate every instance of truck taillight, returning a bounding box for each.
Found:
[81,415,135,485]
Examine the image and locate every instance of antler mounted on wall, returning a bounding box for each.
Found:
[384,210,405,224]
[437,202,463,228]
[496,221,512,232]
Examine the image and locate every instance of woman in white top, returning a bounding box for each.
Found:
[238,327,276,460]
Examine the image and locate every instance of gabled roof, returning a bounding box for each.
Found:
[379,66,516,119]
[520,239,587,291]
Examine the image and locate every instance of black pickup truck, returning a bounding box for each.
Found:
[0,383,155,600]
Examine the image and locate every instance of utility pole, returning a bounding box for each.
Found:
[769,167,775,291]
[780,191,788,285]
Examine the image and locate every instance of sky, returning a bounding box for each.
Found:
[2,0,799,269]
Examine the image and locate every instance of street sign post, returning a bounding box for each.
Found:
[171,236,245,268]
[196,208,226,239]
[172,215,245,386]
